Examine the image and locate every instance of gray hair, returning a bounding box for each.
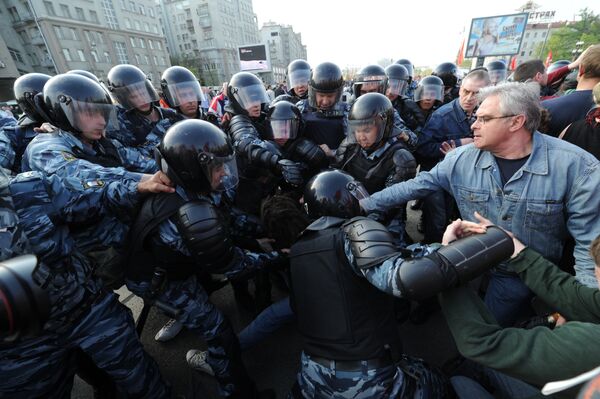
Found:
[463,69,491,86]
[477,82,541,132]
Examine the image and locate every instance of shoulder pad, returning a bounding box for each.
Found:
[342,216,397,269]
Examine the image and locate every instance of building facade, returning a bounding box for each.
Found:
[0,0,171,99]
[158,0,260,85]
[259,21,307,84]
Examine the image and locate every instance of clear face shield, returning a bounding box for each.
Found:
[166,81,206,107]
[356,75,387,96]
[231,83,269,114]
[199,152,239,192]
[415,84,444,103]
[63,99,119,134]
[387,78,408,97]
[348,116,385,150]
[346,180,369,202]
[489,70,507,85]
[111,80,159,110]
[289,69,310,95]
[270,119,299,144]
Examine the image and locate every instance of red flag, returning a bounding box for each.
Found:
[509,56,517,71]
[456,37,465,65]
[545,50,553,67]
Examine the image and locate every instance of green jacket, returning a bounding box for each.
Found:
[439,248,600,398]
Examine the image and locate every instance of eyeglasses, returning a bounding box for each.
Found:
[474,114,519,125]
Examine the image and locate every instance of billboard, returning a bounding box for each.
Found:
[465,13,529,58]
[238,44,271,72]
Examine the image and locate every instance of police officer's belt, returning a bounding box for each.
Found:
[308,353,394,371]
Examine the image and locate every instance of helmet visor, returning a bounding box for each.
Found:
[346,180,369,201]
[201,153,239,192]
[165,81,206,107]
[289,69,311,89]
[356,75,387,95]
[387,78,408,97]
[232,83,269,112]
[111,80,158,110]
[270,119,299,141]
[415,84,444,102]
[348,117,385,149]
[61,99,119,133]
[489,70,507,85]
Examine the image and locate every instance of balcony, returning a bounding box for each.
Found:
[41,57,54,68]
[12,14,35,27]
[31,35,45,46]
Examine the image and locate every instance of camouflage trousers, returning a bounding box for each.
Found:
[0,292,169,398]
[127,275,256,397]
[290,352,405,399]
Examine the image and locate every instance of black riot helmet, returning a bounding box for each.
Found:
[40,74,118,134]
[353,65,388,99]
[156,119,238,193]
[395,59,414,82]
[303,169,369,219]
[160,66,206,109]
[414,75,444,104]
[0,255,50,343]
[106,64,158,110]
[485,60,508,85]
[67,69,100,83]
[227,72,269,116]
[348,93,394,151]
[385,64,409,98]
[287,59,311,98]
[433,62,460,89]
[547,60,571,73]
[267,100,301,143]
[308,62,344,109]
[13,73,51,122]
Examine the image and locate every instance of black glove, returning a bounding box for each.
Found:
[277,159,304,187]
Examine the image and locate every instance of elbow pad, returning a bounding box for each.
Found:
[293,137,328,169]
[342,216,398,269]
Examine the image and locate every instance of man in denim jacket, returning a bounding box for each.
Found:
[360,82,600,327]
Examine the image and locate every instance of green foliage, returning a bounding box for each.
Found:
[536,8,600,60]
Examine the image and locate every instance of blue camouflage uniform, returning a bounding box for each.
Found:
[0,169,169,398]
[107,104,183,161]
[405,80,418,100]
[0,116,39,174]
[291,217,448,398]
[127,187,278,397]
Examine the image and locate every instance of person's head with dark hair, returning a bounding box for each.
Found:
[513,60,547,85]
[261,195,309,249]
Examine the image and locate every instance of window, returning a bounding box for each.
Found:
[129,1,135,11]
[521,51,525,56]
[77,49,86,61]
[139,38,145,48]
[160,56,166,65]
[104,51,111,63]
[7,7,20,22]
[17,30,29,45]
[135,53,141,64]
[130,37,136,47]
[148,40,154,50]
[270,32,278,37]
[144,22,149,32]
[144,55,150,65]
[134,20,141,30]
[89,10,99,23]
[69,28,78,40]
[528,50,533,56]
[101,0,119,30]
[114,41,129,63]
[139,5,145,15]
[120,0,126,9]
[153,55,158,65]
[125,18,131,29]
[53,25,64,39]
[44,1,56,16]
[157,41,162,50]
[533,32,538,38]
[149,8,154,17]
[30,53,40,65]
[8,47,25,63]
[91,50,99,62]
[75,7,85,20]
[62,48,72,62]
[96,32,105,44]
[60,4,71,18]
[153,25,158,34]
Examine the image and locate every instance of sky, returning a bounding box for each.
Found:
[251,0,598,69]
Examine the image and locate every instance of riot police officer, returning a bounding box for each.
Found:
[413,75,445,125]
[296,62,348,156]
[352,64,388,98]
[335,93,416,246]
[486,60,508,86]
[0,73,51,173]
[289,169,513,398]
[161,65,207,119]
[433,62,461,104]
[273,59,311,104]
[127,119,279,398]
[395,58,417,99]
[385,64,425,133]
[106,64,182,159]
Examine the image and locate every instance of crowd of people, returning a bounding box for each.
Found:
[1,43,600,399]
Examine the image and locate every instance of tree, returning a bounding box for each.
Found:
[169,55,204,82]
[536,8,600,61]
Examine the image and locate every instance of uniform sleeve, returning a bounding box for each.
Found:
[0,171,31,260]
[392,110,418,152]
[112,139,158,173]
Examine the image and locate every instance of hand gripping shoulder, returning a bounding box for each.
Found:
[342,216,397,269]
